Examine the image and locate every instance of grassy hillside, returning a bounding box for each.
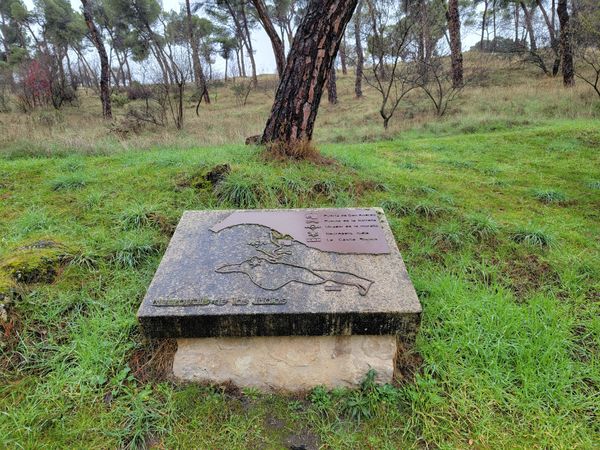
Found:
[1,118,599,448]
[1,54,599,157]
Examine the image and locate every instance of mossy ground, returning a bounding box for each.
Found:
[0,118,598,448]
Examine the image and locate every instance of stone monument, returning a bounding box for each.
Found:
[137,208,421,390]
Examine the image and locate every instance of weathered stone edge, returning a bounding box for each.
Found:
[139,310,421,340]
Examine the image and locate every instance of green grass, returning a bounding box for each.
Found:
[0,120,599,448]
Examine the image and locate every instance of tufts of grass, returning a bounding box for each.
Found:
[432,221,467,249]
[309,370,401,424]
[413,202,448,219]
[586,180,600,190]
[380,200,412,217]
[466,214,500,241]
[215,172,267,208]
[50,175,88,191]
[399,162,419,170]
[511,228,553,248]
[533,189,567,204]
[12,206,54,235]
[412,185,438,195]
[443,160,475,169]
[482,167,500,176]
[108,233,162,268]
[118,204,156,230]
[68,250,100,271]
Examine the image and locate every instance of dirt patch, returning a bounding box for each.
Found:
[394,340,424,385]
[129,338,177,383]
[353,179,387,196]
[176,163,231,191]
[498,252,561,299]
[148,213,177,237]
[285,429,321,450]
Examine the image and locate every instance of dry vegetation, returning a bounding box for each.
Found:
[1,54,598,157]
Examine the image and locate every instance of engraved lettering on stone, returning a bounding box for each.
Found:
[210,209,390,254]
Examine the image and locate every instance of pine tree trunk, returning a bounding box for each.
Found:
[328,66,338,104]
[251,0,286,77]
[354,0,363,98]
[446,0,464,88]
[81,0,111,119]
[186,0,210,103]
[261,0,359,145]
[557,0,575,86]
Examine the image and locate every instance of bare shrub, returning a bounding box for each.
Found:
[230,79,253,106]
[418,57,471,117]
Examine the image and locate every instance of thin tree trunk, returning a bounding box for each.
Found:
[261,0,359,145]
[81,0,111,119]
[65,50,76,89]
[480,0,488,50]
[520,2,537,52]
[354,0,364,98]
[340,34,348,75]
[235,48,242,78]
[186,0,210,103]
[239,44,247,77]
[251,0,286,77]
[240,5,258,85]
[328,66,338,104]
[124,53,132,85]
[446,0,463,88]
[515,3,519,43]
[536,0,560,75]
[492,0,497,50]
[557,0,575,86]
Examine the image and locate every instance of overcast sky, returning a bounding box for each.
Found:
[24,0,482,76]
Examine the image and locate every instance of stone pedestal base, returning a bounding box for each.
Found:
[173,335,397,391]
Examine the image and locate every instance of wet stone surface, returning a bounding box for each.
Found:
[137,208,421,338]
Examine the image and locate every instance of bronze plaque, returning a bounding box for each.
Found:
[210,208,390,254]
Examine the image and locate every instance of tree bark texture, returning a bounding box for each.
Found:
[186,0,210,103]
[557,0,575,86]
[328,66,338,104]
[251,0,286,77]
[354,0,363,98]
[261,0,359,144]
[81,0,112,119]
[446,0,464,88]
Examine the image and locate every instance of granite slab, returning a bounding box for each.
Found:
[137,208,421,338]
